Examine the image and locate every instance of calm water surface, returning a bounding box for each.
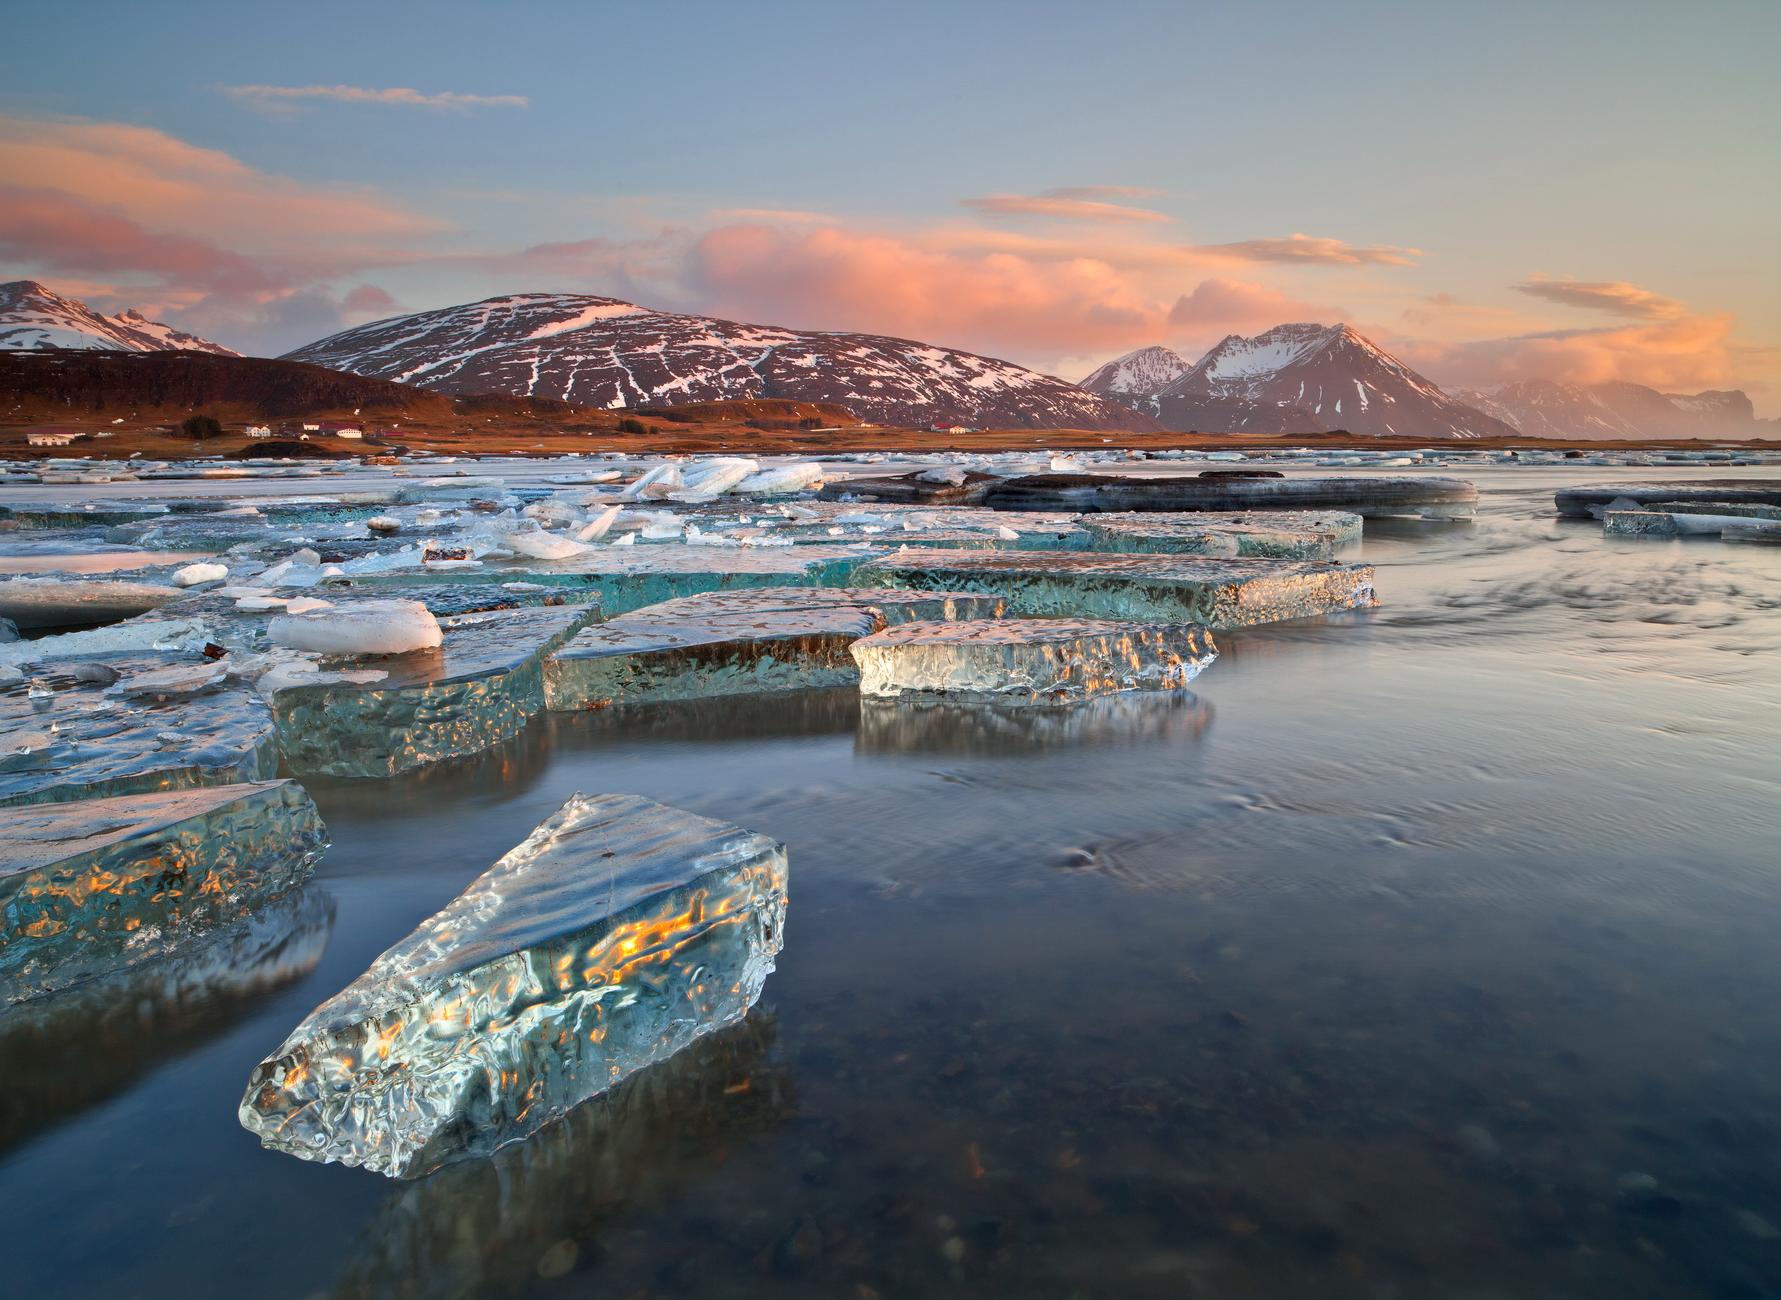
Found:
[3,466,1779,1298]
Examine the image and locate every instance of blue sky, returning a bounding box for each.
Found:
[6,0,1778,404]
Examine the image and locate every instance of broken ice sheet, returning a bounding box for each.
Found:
[544,586,1005,710]
[239,792,788,1179]
[0,577,185,631]
[0,887,334,1154]
[269,603,599,778]
[349,543,880,617]
[1082,510,1363,560]
[852,617,1217,704]
[0,780,326,1003]
[0,654,278,807]
[854,548,1377,629]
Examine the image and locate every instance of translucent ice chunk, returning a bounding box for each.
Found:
[854,549,1377,629]
[0,780,326,1003]
[733,463,825,495]
[852,618,1217,703]
[1082,510,1364,560]
[239,792,788,1178]
[0,578,185,631]
[0,654,278,807]
[347,544,879,617]
[270,599,444,656]
[171,562,229,587]
[269,603,598,777]
[0,887,334,1154]
[543,587,1000,710]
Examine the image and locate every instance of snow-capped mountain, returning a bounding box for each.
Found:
[1454,380,1773,440]
[1142,323,1516,439]
[1080,345,1189,399]
[285,293,1159,431]
[0,281,238,356]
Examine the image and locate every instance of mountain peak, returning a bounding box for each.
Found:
[1080,345,1189,398]
[0,281,238,357]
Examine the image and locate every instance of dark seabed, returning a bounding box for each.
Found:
[3,467,1779,1298]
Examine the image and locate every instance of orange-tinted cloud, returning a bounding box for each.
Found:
[960,192,1170,224]
[0,115,441,249]
[1511,274,1683,321]
[1198,233,1421,267]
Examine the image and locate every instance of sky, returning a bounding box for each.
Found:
[5,0,1779,408]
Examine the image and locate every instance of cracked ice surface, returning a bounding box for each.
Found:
[1081,510,1363,560]
[544,586,1005,710]
[239,792,787,1179]
[852,618,1217,704]
[0,780,326,1002]
[270,603,599,778]
[853,549,1377,629]
[0,655,278,807]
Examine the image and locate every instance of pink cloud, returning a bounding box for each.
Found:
[1167,277,1347,333]
[960,193,1170,224]
[1511,275,1683,321]
[343,284,399,315]
[1197,233,1421,267]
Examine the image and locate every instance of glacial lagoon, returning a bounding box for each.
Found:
[2,461,1780,1298]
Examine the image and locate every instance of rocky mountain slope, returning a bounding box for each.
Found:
[1080,345,1189,400]
[1088,325,1516,438]
[0,281,238,355]
[1453,380,1776,440]
[284,293,1159,432]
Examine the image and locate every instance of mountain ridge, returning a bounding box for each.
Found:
[286,292,1160,432]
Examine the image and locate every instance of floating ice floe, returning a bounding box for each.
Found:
[1081,510,1364,560]
[0,577,186,631]
[270,599,444,656]
[239,792,788,1178]
[346,543,880,617]
[852,618,1217,704]
[985,473,1477,519]
[0,654,279,807]
[1555,479,1781,519]
[268,603,598,777]
[853,548,1378,629]
[544,586,1005,710]
[171,562,229,588]
[0,887,334,1152]
[0,780,326,1003]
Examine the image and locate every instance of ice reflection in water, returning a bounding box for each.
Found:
[0,467,1779,1298]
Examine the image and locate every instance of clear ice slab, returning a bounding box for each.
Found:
[1081,510,1363,560]
[0,780,326,1003]
[270,603,599,778]
[0,654,278,807]
[0,577,185,630]
[350,543,879,616]
[544,586,1005,710]
[852,617,1216,704]
[239,792,788,1179]
[853,548,1377,629]
[0,887,334,1153]
[986,473,1477,519]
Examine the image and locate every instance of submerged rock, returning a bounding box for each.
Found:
[239,792,788,1178]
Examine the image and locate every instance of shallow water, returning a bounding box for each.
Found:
[3,466,1780,1299]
